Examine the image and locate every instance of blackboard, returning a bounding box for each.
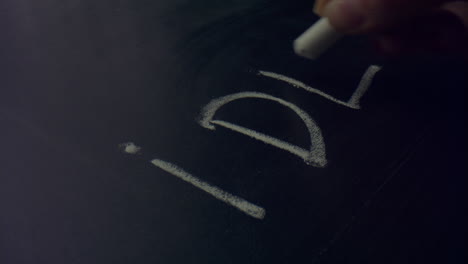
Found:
[1,0,466,263]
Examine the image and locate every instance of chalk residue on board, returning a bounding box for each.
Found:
[258,65,381,109]
[198,92,327,167]
[151,158,266,220]
[119,142,142,155]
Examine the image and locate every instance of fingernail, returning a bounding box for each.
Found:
[323,0,366,33]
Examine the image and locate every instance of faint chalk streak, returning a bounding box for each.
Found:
[311,127,430,263]
[151,159,266,220]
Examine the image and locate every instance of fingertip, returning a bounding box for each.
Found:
[313,0,329,16]
[323,0,366,34]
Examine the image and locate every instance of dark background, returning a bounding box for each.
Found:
[0,0,466,263]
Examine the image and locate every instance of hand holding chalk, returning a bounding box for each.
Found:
[296,0,468,58]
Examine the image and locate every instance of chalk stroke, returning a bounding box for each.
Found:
[257,70,353,108]
[151,159,266,219]
[199,92,327,167]
[347,65,381,108]
[258,65,381,109]
[211,120,312,161]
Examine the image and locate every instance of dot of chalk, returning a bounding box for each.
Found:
[119,142,141,155]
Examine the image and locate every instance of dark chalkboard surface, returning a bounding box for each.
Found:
[1,1,466,263]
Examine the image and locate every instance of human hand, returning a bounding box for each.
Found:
[314,0,468,57]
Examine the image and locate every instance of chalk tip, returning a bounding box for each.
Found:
[293,40,318,60]
[293,17,342,60]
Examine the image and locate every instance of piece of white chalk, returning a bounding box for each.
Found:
[293,17,342,60]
